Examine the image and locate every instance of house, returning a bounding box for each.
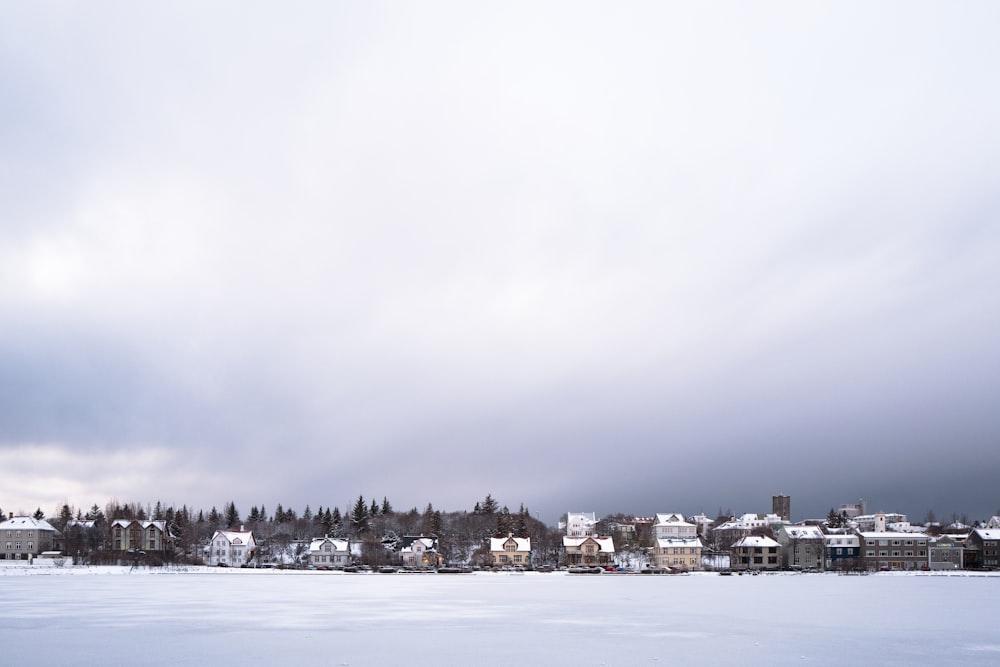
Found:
[964,528,1000,569]
[308,537,350,569]
[928,534,964,570]
[208,529,256,566]
[731,535,780,571]
[562,535,615,567]
[561,512,597,537]
[774,524,824,570]
[110,520,174,555]
[0,516,61,561]
[399,536,442,568]
[857,531,928,571]
[652,538,702,570]
[824,533,860,570]
[652,513,697,540]
[490,534,531,568]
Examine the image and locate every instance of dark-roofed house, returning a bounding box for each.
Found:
[965,528,1000,569]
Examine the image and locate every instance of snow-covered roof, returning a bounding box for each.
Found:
[732,536,780,548]
[0,516,58,532]
[562,536,615,553]
[490,536,531,551]
[780,525,824,540]
[653,513,690,526]
[858,532,929,539]
[972,529,1000,540]
[655,538,702,548]
[824,535,860,546]
[309,537,348,553]
[401,537,436,553]
[213,530,255,546]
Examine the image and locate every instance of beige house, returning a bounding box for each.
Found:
[110,520,173,554]
[0,516,61,561]
[490,534,531,568]
[562,535,615,567]
[653,538,702,570]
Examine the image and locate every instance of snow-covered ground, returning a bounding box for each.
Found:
[1,566,998,665]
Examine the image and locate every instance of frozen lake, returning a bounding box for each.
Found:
[1,567,998,666]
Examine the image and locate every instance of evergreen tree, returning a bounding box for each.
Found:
[369,498,380,517]
[302,505,313,522]
[274,504,285,523]
[351,496,370,534]
[208,506,221,528]
[515,504,529,537]
[381,497,393,515]
[33,508,45,520]
[331,507,343,533]
[495,506,513,536]
[224,501,240,529]
[481,494,499,515]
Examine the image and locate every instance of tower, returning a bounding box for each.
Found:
[772,494,790,522]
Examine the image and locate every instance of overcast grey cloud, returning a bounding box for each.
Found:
[2,2,999,523]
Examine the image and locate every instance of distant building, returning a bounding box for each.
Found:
[731,535,780,571]
[965,528,1000,569]
[652,513,697,540]
[653,538,702,570]
[308,537,350,568]
[772,495,791,522]
[858,531,928,571]
[562,536,615,567]
[928,535,964,570]
[399,536,442,568]
[774,524,823,569]
[837,499,867,520]
[110,520,174,555]
[824,533,860,570]
[561,512,598,537]
[0,516,61,561]
[208,529,256,567]
[490,534,531,568]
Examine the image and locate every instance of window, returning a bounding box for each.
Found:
[866,550,875,557]
[905,551,913,557]
[27,542,33,550]
[505,542,516,552]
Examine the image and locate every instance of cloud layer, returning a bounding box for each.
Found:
[2,2,999,522]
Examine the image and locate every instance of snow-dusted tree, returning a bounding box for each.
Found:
[33,507,45,520]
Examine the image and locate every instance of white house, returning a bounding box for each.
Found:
[400,536,441,568]
[653,538,702,570]
[652,513,697,540]
[308,537,350,568]
[562,512,597,537]
[208,529,256,567]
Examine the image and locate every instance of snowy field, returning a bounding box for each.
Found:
[1,567,998,666]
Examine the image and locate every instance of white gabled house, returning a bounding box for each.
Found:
[561,512,598,537]
[400,536,442,568]
[562,535,615,567]
[309,537,350,568]
[208,529,256,567]
[652,513,697,540]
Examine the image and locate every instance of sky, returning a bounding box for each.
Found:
[2,2,999,525]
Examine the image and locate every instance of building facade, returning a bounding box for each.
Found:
[0,516,61,560]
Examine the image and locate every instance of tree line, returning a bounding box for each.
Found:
[23,494,565,567]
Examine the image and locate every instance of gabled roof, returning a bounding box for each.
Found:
[401,538,437,553]
[213,530,255,546]
[309,537,349,553]
[562,536,615,553]
[490,536,531,551]
[654,513,694,527]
